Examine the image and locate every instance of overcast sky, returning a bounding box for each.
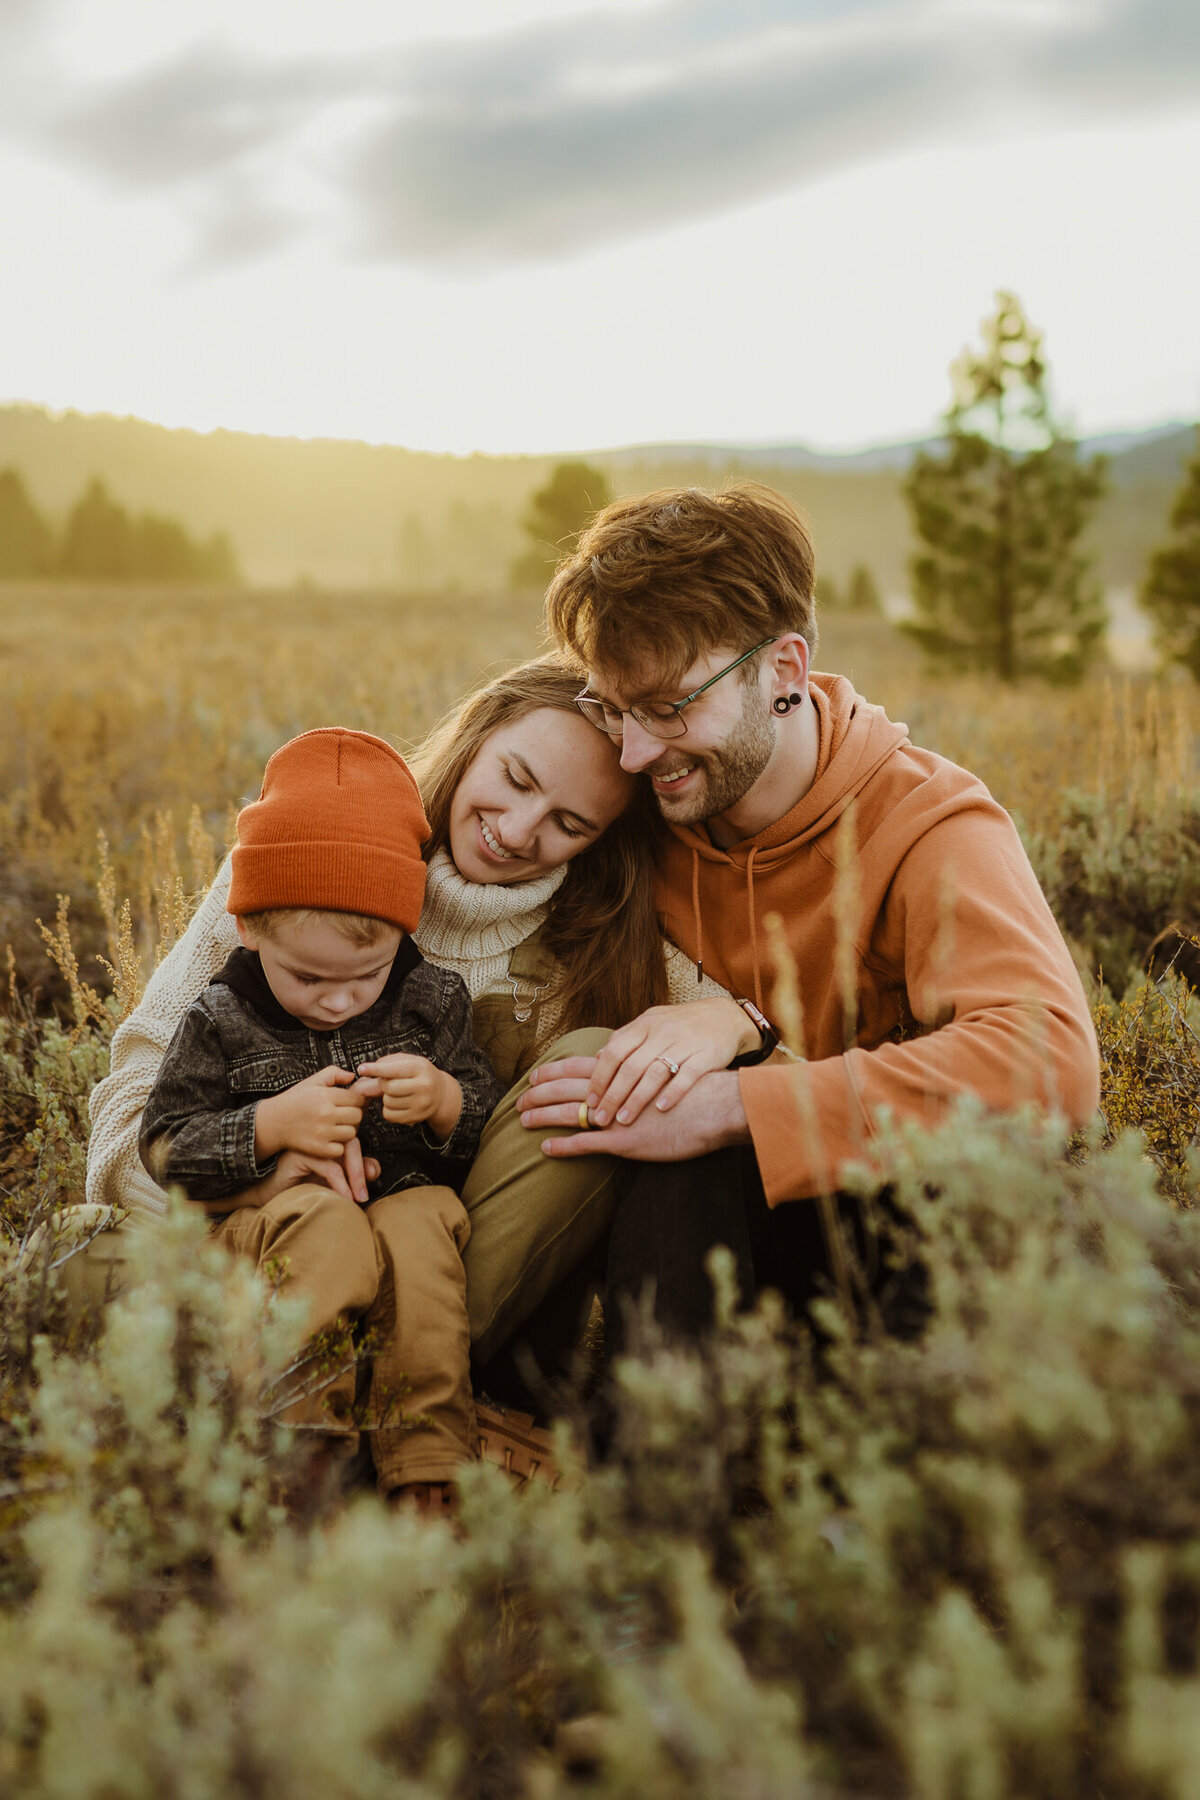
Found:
[2,0,1199,454]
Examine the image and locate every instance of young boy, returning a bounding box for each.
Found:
[140,726,503,1509]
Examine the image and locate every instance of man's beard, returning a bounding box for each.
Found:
[651,684,775,826]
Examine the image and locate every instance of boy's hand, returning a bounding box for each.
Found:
[356,1054,464,1142]
[254,1067,368,1163]
[201,1141,382,1215]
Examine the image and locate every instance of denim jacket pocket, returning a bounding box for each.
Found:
[354,1031,425,1068]
[227,1051,313,1095]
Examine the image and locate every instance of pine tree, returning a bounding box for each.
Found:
[845,564,882,615]
[196,530,240,584]
[903,291,1107,683]
[814,571,840,611]
[511,460,612,590]
[1141,427,1200,681]
[59,478,133,578]
[57,480,241,582]
[0,468,55,576]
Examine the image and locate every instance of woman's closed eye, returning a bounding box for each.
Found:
[502,760,586,839]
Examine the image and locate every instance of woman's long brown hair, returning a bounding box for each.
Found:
[408,656,668,1034]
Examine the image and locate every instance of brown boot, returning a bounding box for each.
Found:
[389,1480,458,1521]
[272,1431,362,1524]
[474,1399,561,1490]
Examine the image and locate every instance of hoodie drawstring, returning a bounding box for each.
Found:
[690,847,704,983]
[746,846,764,1011]
[690,843,765,1007]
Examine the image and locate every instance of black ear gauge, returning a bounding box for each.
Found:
[772,692,803,715]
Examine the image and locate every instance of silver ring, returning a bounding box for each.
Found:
[656,1055,681,1077]
[577,1101,591,1130]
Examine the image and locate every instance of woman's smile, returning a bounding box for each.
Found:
[448,706,633,885]
[477,816,518,862]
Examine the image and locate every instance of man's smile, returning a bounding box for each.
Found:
[651,762,697,790]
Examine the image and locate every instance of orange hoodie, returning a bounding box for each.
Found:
[656,674,1100,1205]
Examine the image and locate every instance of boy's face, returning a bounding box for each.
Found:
[236,914,401,1031]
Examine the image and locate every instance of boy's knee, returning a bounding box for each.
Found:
[371,1184,471,1257]
[263,1185,379,1313]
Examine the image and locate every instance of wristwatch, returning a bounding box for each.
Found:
[729,996,780,1067]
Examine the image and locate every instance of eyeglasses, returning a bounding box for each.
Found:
[575,638,778,741]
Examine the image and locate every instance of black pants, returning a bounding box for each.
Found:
[604,1146,929,1355]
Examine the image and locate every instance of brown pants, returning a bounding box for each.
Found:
[212,1182,474,1491]
[67,1030,624,1479]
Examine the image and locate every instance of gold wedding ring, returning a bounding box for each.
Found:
[656,1054,681,1076]
[577,1100,591,1130]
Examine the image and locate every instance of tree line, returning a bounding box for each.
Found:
[0,470,240,583]
[513,293,1200,687]
[511,461,884,616]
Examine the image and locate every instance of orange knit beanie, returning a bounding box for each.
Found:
[228,728,430,931]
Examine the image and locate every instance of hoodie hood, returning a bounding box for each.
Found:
[652,675,1098,1210]
[656,674,911,1004]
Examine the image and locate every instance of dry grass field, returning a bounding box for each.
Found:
[3,577,1195,998]
[2,579,1200,1798]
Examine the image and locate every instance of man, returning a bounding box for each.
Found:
[516,482,1099,1340]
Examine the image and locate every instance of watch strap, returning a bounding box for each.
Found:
[729,996,780,1068]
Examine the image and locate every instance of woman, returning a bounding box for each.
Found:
[84,657,731,1374]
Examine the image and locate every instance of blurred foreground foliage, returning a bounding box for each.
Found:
[0,1099,1199,1795]
[3,583,1200,1793]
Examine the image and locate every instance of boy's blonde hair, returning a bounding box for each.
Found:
[239,908,399,949]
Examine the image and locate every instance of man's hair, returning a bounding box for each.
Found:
[544,482,818,686]
[239,909,398,949]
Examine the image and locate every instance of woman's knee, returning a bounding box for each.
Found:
[537,1026,612,1064]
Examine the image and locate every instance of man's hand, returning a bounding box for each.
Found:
[523,998,759,1130]
[202,1139,382,1213]
[254,1067,368,1163]
[357,1054,463,1142]
[519,1066,752,1162]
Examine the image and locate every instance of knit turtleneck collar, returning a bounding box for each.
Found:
[414,846,566,963]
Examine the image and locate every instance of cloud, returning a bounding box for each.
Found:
[351,1,963,261]
[54,42,339,185]
[25,0,1200,269]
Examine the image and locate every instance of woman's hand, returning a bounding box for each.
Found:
[201,1139,381,1213]
[518,997,760,1132]
[581,998,759,1126]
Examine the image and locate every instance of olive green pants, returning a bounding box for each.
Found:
[58,1027,622,1377]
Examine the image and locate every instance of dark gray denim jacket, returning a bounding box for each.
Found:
[140,940,503,1205]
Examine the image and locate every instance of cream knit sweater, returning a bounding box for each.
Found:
[86,850,723,1222]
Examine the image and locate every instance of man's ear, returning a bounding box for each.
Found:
[769,633,810,702]
[234,916,254,949]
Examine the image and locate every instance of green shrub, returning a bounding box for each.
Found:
[1026,790,1200,991]
[0,1109,1196,1795]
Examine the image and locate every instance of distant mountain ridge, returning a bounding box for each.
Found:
[605,419,1192,473]
[0,403,1192,593]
